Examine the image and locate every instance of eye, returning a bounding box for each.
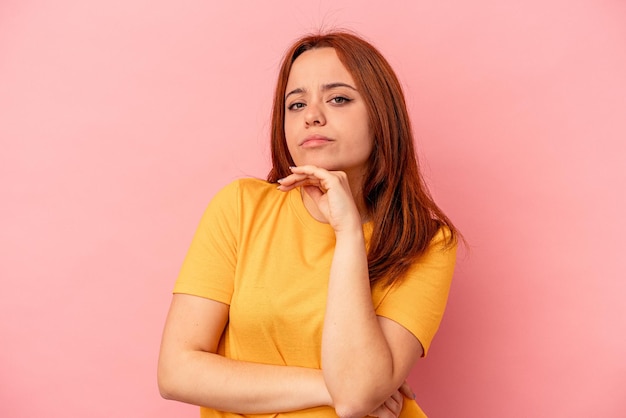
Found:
[287,102,305,111]
[329,96,351,105]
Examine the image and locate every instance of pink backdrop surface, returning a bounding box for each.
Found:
[1,1,625,417]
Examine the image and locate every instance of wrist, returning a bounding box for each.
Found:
[333,226,365,241]
[333,228,367,260]
[309,368,334,407]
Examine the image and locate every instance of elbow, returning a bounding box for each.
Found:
[158,380,174,401]
[157,362,180,401]
[334,402,376,418]
[329,377,395,418]
[334,404,364,418]
[159,387,174,401]
[157,372,174,400]
[333,393,384,418]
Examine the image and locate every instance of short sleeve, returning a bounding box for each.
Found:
[373,228,457,356]
[173,180,240,305]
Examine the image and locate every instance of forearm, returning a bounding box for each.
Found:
[321,229,398,413]
[159,349,331,414]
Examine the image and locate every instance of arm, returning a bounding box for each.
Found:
[157,293,333,413]
[323,228,423,418]
[278,166,423,418]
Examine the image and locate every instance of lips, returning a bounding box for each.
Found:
[299,134,333,147]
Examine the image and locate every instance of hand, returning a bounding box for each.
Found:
[367,382,415,418]
[276,165,361,232]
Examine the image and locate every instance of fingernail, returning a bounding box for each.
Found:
[289,166,296,170]
[277,178,284,183]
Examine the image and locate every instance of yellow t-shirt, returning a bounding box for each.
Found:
[174,178,456,417]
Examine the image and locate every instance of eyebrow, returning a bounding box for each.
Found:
[285,82,358,100]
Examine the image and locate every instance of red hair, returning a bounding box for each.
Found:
[268,31,459,286]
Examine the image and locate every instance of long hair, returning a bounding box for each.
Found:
[267,31,459,286]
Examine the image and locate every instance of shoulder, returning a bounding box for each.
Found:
[208,177,290,224]
[398,226,457,284]
[423,226,457,260]
[374,226,457,297]
[236,177,279,199]
[210,177,277,206]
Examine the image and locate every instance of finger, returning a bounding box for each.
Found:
[276,168,333,186]
[399,381,416,400]
[386,391,403,415]
[368,405,391,418]
[289,165,346,187]
[277,174,323,191]
[368,390,405,418]
[276,172,312,186]
[391,389,403,403]
[288,164,329,177]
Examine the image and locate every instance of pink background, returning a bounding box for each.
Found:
[1,0,625,416]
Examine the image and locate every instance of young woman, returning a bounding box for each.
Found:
[158,31,459,418]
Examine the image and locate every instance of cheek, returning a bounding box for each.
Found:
[355,108,372,140]
[361,130,375,161]
[358,123,373,151]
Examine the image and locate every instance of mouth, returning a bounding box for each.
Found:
[299,134,333,147]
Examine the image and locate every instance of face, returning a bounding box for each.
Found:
[284,47,373,181]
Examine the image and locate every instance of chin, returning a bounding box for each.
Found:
[294,159,334,170]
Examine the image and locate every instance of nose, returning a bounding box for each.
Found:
[304,102,326,127]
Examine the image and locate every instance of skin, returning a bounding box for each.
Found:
[278,48,424,417]
[283,47,373,213]
[158,47,421,418]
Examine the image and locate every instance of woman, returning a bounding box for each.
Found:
[158,31,459,418]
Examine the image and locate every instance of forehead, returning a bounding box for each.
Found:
[286,47,355,88]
